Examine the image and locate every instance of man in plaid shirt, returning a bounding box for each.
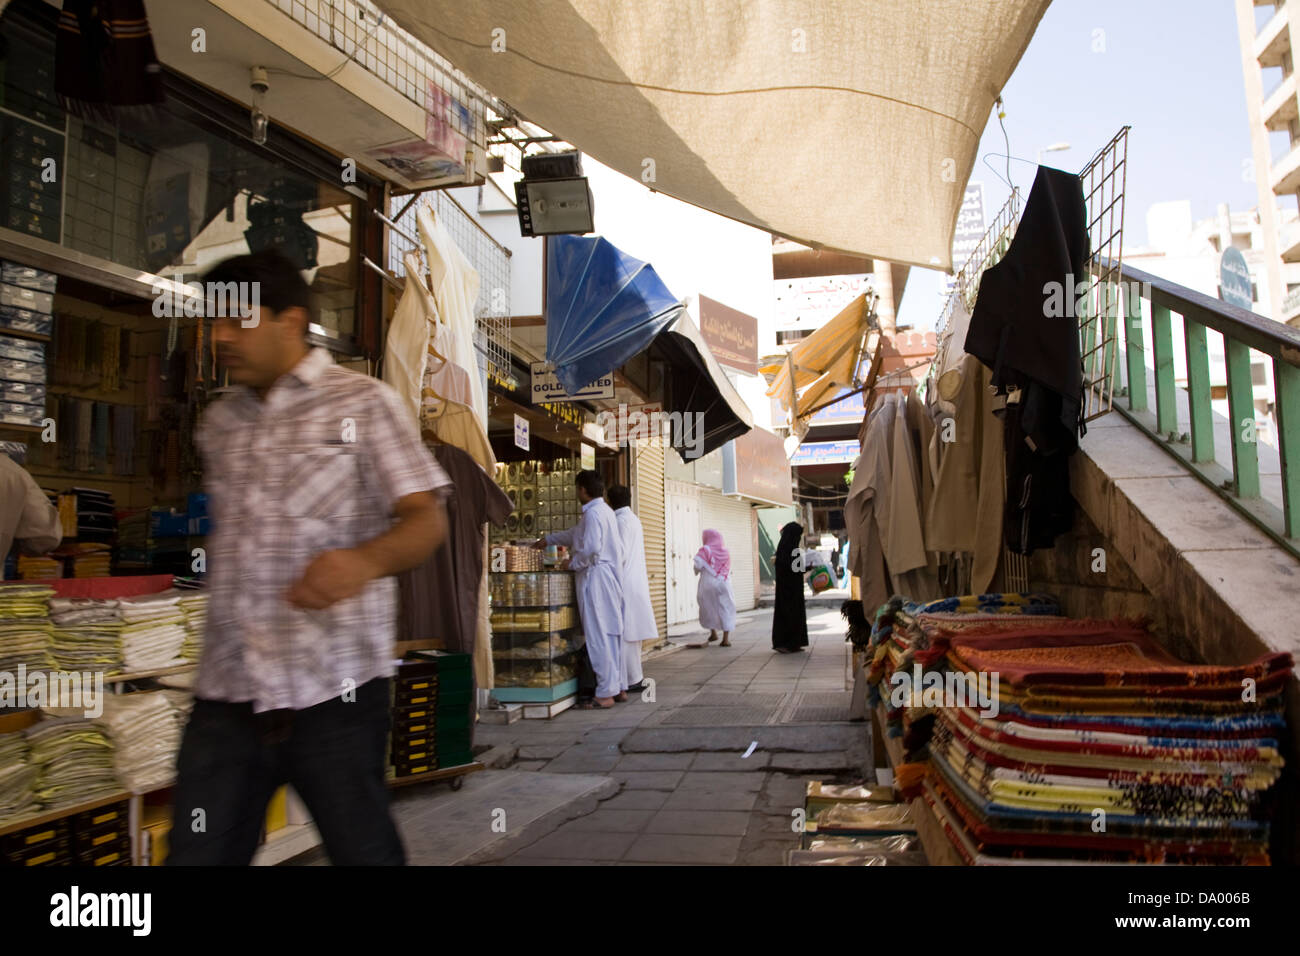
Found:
[168,251,450,866]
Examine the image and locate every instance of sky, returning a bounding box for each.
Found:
[895,0,1268,330]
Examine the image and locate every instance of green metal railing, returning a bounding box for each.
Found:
[1100,260,1300,558]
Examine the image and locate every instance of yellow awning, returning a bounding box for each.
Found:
[766,293,874,422]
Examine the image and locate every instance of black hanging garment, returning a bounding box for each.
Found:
[55,0,165,120]
[964,166,1090,554]
[771,522,809,651]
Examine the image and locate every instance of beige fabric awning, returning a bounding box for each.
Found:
[378,0,1051,270]
[764,293,876,426]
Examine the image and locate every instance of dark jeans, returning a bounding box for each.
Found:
[166,676,404,866]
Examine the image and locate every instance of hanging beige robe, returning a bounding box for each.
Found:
[924,352,1005,594]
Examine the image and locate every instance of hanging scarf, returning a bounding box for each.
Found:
[696,529,731,580]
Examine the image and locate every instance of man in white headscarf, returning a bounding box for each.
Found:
[606,484,657,694]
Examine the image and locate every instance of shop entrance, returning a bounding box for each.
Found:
[665,484,701,626]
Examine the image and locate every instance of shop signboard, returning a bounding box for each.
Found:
[790,440,860,466]
[810,389,866,425]
[514,414,529,451]
[1219,246,1253,310]
[580,443,595,470]
[773,274,871,330]
[723,427,793,506]
[530,362,615,402]
[698,295,759,374]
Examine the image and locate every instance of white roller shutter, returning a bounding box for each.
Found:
[632,442,668,644]
[702,493,756,612]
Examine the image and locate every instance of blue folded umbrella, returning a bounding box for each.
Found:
[545,234,685,395]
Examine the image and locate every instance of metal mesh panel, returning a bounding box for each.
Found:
[1078,126,1130,422]
[263,0,493,149]
[386,191,513,383]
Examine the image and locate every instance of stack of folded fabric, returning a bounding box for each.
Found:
[16,554,62,580]
[59,542,112,578]
[178,591,207,662]
[919,619,1292,865]
[0,731,38,825]
[48,597,123,673]
[100,692,182,792]
[0,583,54,670]
[117,590,187,673]
[24,715,120,811]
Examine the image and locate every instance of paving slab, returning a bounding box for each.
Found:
[396,770,617,866]
[513,827,639,861]
[565,809,657,832]
[622,833,743,864]
[614,752,696,771]
[644,810,752,836]
[689,751,771,771]
[600,789,671,811]
[609,770,685,790]
[661,788,760,812]
[676,771,765,791]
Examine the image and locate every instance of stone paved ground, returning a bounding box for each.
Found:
[464,597,871,866]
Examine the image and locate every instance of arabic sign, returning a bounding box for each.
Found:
[952,182,986,273]
[698,295,759,374]
[773,274,871,329]
[1219,246,1253,310]
[514,414,529,451]
[723,427,793,506]
[530,362,615,402]
[810,389,866,425]
[790,440,860,466]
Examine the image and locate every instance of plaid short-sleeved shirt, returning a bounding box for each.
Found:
[194,348,449,712]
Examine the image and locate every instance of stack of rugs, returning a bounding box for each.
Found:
[0,732,38,824]
[0,582,53,670]
[866,592,1063,750]
[48,597,123,673]
[904,612,1289,865]
[118,591,187,673]
[24,716,120,811]
[100,692,182,792]
[178,591,207,662]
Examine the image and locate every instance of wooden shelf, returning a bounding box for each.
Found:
[0,790,130,838]
[387,761,484,789]
[872,701,966,866]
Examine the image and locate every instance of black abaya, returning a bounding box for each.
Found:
[772,522,808,651]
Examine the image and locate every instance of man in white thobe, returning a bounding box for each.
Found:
[607,485,658,694]
[543,470,624,707]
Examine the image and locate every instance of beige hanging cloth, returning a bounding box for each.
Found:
[382,252,433,423]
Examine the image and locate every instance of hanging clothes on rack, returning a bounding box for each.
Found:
[417,203,488,425]
[964,165,1089,555]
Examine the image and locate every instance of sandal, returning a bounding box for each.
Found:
[577,697,616,710]
[613,692,628,702]
[719,640,731,647]
[707,633,718,643]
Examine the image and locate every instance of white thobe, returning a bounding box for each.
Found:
[547,498,624,699]
[693,555,736,632]
[614,506,658,689]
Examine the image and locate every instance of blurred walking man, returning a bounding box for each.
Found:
[168,251,449,866]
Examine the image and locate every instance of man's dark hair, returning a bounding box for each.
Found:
[607,484,631,509]
[575,469,604,499]
[203,250,314,328]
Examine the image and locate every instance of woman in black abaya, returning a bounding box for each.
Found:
[772,521,809,653]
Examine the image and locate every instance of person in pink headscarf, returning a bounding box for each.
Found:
[692,529,736,647]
